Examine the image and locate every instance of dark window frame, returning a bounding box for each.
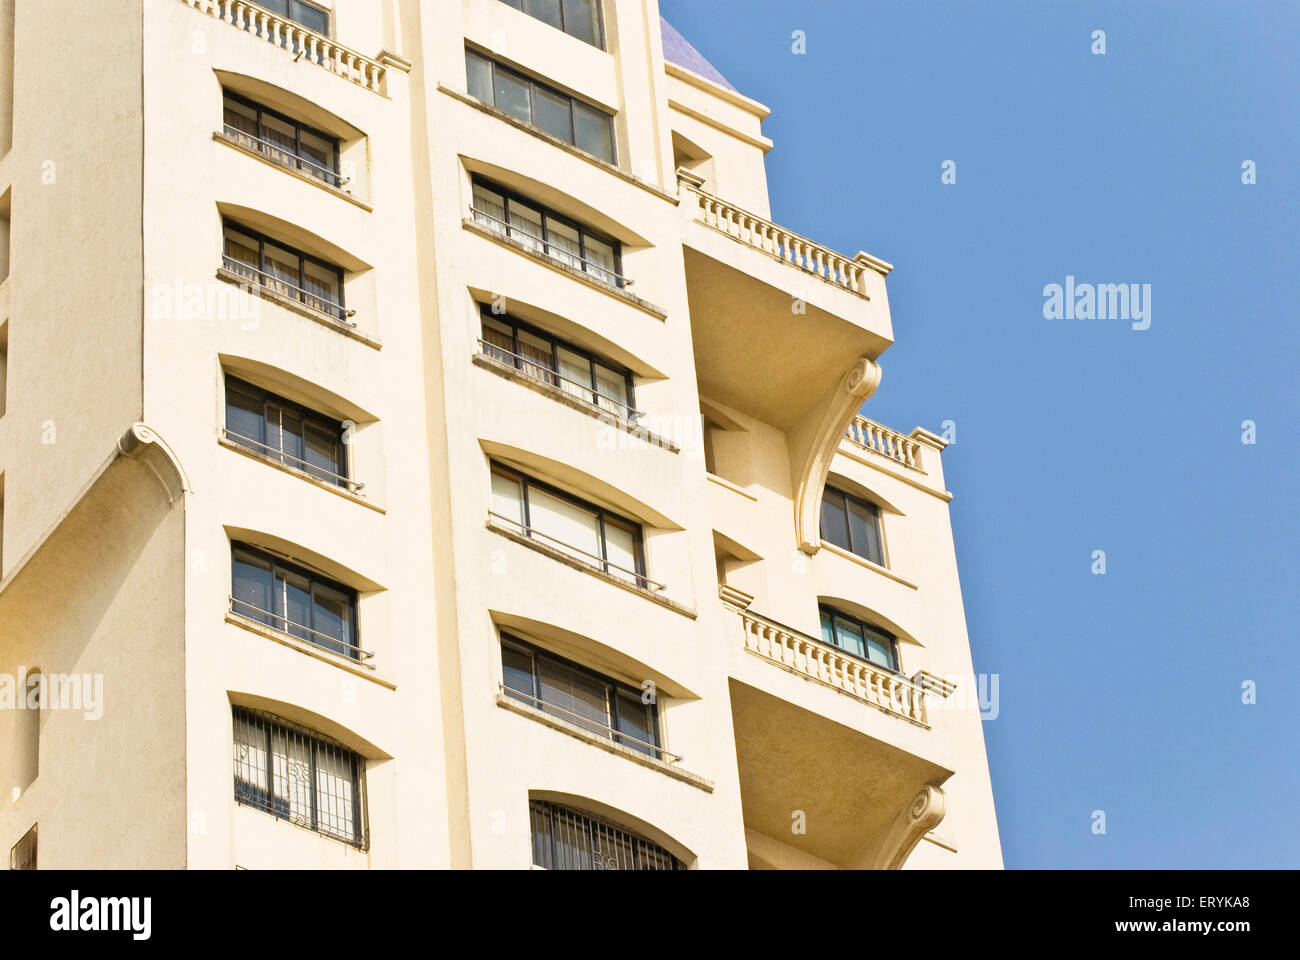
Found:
[231,706,368,850]
[224,375,351,487]
[489,460,648,586]
[469,174,625,287]
[501,633,663,758]
[529,799,684,870]
[464,49,617,163]
[479,305,637,418]
[9,825,36,871]
[221,218,348,321]
[230,541,362,661]
[222,89,343,187]
[500,0,606,49]
[818,605,901,673]
[820,484,886,566]
[260,0,332,35]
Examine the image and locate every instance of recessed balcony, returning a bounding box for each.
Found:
[678,173,894,431]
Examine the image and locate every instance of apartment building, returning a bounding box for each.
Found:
[0,0,1002,870]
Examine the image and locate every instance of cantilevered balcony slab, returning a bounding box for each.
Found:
[679,176,894,431]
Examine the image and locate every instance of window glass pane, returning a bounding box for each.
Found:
[502,644,535,700]
[545,219,582,271]
[302,259,343,316]
[223,97,259,139]
[466,51,494,105]
[223,225,261,280]
[614,689,656,756]
[820,490,850,550]
[533,86,574,142]
[267,402,304,464]
[537,656,608,736]
[232,548,273,624]
[847,497,883,565]
[517,329,554,382]
[298,128,335,181]
[471,183,507,232]
[272,730,315,827]
[312,582,354,658]
[260,113,298,169]
[529,487,601,562]
[593,364,627,416]
[276,567,314,641]
[493,67,533,124]
[863,625,897,670]
[314,746,357,841]
[820,609,836,647]
[507,200,545,252]
[262,242,301,297]
[831,615,867,659]
[562,0,600,45]
[490,471,524,527]
[573,102,614,162]
[582,235,616,284]
[556,346,593,403]
[526,0,564,29]
[225,381,265,448]
[303,419,342,484]
[233,714,270,804]
[482,315,515,362]
[602,520,638,583]
[288,0,329,34]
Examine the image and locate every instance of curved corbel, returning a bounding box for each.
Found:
[792,357,883,554]
[869,784,946,870]
[117,423,193,504]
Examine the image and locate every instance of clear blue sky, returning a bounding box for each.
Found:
[661,0,1300,868]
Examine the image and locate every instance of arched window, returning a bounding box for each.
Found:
[529,799,684,870]
[818,607,900,672]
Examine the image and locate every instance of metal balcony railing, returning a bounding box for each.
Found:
[228,595,376,668]
[487,511,665,594]
[221,124,348,188]
[499,684,682,763]
[476,339,643,422]
[221,255,354,325]
[469,206,631,289]
[222,427,363,493]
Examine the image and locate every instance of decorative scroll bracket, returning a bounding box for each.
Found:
[118,423,193,505]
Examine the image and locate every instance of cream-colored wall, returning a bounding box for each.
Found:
[0,0,1002,870]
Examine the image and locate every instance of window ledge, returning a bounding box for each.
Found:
[461,219,668,320]
[705,471,756,501]
[495,692,714,792]
[218,436,385,513]
[486,516,697,619]
[819,539,919,590]
[212,132,373,210]
[215,268,383,350]
[438,82,679,205]
[471,352,679,452]
[225,611,397,689]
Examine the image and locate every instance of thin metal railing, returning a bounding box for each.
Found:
[499,684,681,763]
[228,595,376,668]
[221,123,349,187]
[468,206,632,288]
[220,255,355,325]
[222,427,363,492]
[476,339,643,422]
[487,511,665,593]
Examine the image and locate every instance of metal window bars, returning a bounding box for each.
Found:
[468,205,631,288]
[499,683,679,763]
[228,595,376,668]
[529,799,684,870]
[476,339,643,422]
[221,123,348,188]
[487,511,664,593]
[232,707,368,850]
[221,255,355,324]
[222,427,363,493]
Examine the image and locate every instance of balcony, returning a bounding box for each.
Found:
[178,0,391,95]
[678,173,894,432]
[843,415,925,473]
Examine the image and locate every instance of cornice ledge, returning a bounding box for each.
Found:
[793,357,883,555]
[118,423,193,504]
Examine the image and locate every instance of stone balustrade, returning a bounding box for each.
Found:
[733,605,931,727]
[179,0,388,95]
[679,176,873,297]
[845,415,924,472]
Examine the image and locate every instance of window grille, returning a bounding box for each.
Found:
[530,799,684,870]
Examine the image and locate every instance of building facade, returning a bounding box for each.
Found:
[0,0,1002,869]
